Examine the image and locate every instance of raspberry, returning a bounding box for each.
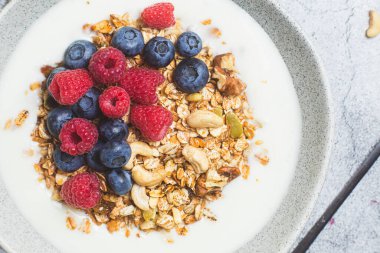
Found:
[99,86,130,118]
[119,67,164,105]
[59,118,98,155]
[88,47,127,85]
[60,172,101,209]
[141,2,175,29]
[48,69,93,105]
[130,105,173,142]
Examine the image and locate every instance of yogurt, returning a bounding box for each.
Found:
[0,0,302,252]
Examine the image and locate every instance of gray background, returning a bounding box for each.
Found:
[0,0,379,252]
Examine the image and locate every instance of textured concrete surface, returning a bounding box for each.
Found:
[0,0,379,252]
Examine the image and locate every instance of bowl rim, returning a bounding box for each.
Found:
[0,0,334,252]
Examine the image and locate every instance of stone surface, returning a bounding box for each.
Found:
[0,0,379,252]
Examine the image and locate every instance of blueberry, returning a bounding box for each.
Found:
[106,168,133,195]
[176,32,202,57]
[100,141,131,168]
[46,67,67,90]
[111,27,144,57]
[86,142,109,172]
[72,88,101,120]
[173,58,209,93]
[53,148,85,173]
[99,119,129,142]
[46,107,74,138]
[64,40,97,69]
[143,37,175,68]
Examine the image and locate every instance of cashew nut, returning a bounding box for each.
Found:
[132,165,166,187]
[367,10,380,38]
[182,145,209,174]
[186,110,224,128]
[124,141,159,170]
[131,184,150,211]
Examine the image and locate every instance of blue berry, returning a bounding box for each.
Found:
[72,88,101,120]
[64,40,97,69]
[106,168,133,195]
[143,37,175,68]
[53,148,85,172]
[99,119,129,142]
[46,67,66,90]
[86,142,109,172]
[111,27,144,57]
[100,141,131,168]
[173,58,209,93]
[46,107,74,138]
[176,32,202,57]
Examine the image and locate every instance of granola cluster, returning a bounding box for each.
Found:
[31,13,268,236]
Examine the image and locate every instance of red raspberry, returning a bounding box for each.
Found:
[59,118,98,155]
[141,2,175,29]
[88,47,127,85]
[99,86,130,118]
[119,67,164,105]
[60,173,101,209]
[49,69,93,105]
[130,105,173,142]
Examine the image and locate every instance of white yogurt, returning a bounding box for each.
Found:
[0,0,301,252]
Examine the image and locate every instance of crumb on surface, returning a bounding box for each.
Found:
[260,80,268,84]
[125,228,131,237]
[24,149,35,156]
[4,119,12,129]
[82,23,91,30]
[211,27,222,37]
[30,82,41,91]
[136,232,141,238]
[242,165,250,179]
[255,140,263,145]
[66,217,77,230]
[201,19,212,25]
[166,238,174,244]
[14,110,29,126]
[79,218,91,234]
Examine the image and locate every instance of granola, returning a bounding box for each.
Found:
[31,8,268,237]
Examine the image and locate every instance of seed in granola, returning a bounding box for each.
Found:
[212,107,223,118]
[226,112,243,138]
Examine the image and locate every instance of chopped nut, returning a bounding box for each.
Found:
[217,167,241,182]
[213,66,246,96]
[213,53,235,71]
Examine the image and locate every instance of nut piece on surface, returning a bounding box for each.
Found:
[124,141,159,170]
[182,145,209,174]
[213,53,235,71]
[131,184,150,211]
[186,110,224,128]
[132,165,166,187]
[367,10,380,38]
[213,66,246,96]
